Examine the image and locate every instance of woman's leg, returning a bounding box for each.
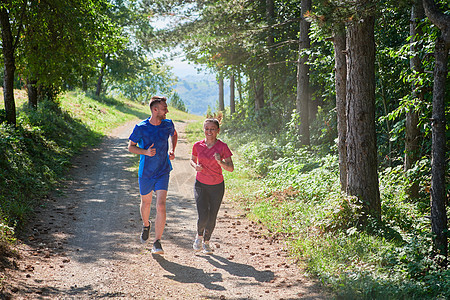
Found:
[203,181,225,241]
[194,180,209,237]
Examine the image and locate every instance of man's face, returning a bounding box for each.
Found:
[153,102,168,119]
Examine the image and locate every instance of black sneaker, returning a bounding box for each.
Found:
[140,224,151,244]
[152,239,164,254]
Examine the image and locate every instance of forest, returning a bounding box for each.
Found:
[0,0,449,298]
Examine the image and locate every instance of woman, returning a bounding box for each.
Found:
[190,118,234,254]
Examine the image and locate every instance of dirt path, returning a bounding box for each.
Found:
[2,120,329,299]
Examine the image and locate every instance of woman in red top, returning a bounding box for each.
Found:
[190,118,234,254]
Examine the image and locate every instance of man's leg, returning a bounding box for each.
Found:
[153,189,167,242]
[140,192,153,227]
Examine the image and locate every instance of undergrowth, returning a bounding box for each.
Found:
[221,118,449,299]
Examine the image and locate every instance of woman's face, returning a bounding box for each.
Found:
[204,122,220,139]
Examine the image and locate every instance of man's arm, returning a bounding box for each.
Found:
[128,140,155,156]
[168,129,178,160]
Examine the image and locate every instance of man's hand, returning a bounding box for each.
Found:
[145,143,156,157]
[169,150,175,160]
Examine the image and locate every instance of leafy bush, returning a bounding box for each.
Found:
[0,100,96,229]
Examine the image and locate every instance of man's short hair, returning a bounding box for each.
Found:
[149,96,167,109]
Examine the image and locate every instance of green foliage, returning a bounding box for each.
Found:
[110,58,176,104]
[0,99,97,229]
[222,115,449,298]
[168,92,188,113]
[0,222,15,259]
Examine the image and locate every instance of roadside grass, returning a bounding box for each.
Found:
[220,125,449,299]
[0,90,196,255]
[185,119,204,143]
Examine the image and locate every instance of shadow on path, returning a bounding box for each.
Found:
[153,255,226,291]
[203,254,274,283]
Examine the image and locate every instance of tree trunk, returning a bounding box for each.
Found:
[405,0,424,199]
[296,0,311,146]
[95,63,105,97]
[230,74,235,114]
[346,13,381,221]
[430,36,448,266]
[0,7,17,126]
[333,24,347,192]
[237,72,243,104]
[218,75,224,111]
[27,78,38,109]
[266,0,275,105]
[255,78,264,110]
[422,0,450,266]
[82,76,88,92]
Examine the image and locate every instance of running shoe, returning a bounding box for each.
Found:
[140,224,151,244]
[152,239,164,254]
[193,237,202,252]
[202,242,213,254]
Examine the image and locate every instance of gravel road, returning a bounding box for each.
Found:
[1,119,329,300]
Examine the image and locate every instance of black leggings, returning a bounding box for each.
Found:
[194,180,225,241]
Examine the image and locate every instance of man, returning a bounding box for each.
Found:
[128,96,177,254]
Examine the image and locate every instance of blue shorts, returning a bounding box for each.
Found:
[138,173,170,196]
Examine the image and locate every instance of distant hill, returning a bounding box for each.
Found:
[173,75,229,116]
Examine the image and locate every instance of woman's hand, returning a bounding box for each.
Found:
[214,153,221,161]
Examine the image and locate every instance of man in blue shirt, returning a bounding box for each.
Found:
[128,96,178,254]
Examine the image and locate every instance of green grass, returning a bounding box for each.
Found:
[185,120,204,143]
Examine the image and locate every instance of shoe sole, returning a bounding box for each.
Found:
[152,249,164,255]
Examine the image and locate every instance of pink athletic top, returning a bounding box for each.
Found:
[192,139,233,185]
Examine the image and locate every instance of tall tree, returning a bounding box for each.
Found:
[345,1,381,221]
[422,0,449,265]
[405,0,425,199]
[218,74,224,111]
[18,0,122,105]
[333,23,348,191]
[296,0,312,146]
[266,0,275,105]
[230,73,235,114]
[0,1,26,126]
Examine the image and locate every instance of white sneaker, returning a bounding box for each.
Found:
[202,242,213,254]
[193,237,202,251]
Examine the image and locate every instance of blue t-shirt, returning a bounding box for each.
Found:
[129,118,175,179]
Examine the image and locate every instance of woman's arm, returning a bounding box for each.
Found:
[190,154,203,172]
[215,154,234,172]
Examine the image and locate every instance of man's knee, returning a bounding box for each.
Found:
[156,200,166,212]
[141,193,153,204]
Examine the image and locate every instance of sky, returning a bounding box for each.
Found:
[167,56,201,77]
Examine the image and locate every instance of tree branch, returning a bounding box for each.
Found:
[422,0,450,47]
